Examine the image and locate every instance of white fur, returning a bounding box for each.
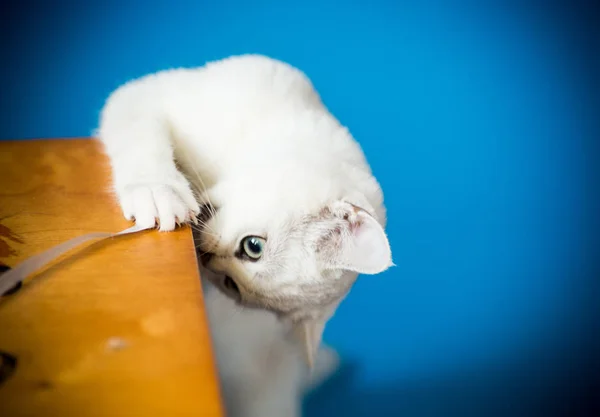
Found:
[201,273,339,417]
[98,54,391,417]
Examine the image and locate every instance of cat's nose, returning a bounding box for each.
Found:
[199,252,214,267]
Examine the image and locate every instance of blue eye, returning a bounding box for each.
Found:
[241,236,265,260]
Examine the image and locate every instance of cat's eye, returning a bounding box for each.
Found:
[240,236,265,260]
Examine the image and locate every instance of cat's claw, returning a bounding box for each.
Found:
[119,183,200,232]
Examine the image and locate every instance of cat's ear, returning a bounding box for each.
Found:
[292,317,326,369]
[320,201,393,274]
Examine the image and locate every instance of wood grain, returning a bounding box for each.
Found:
[0,139,223,417]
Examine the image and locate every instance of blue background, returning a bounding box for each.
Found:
[1,1,599,416]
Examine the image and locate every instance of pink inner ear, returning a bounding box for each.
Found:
[341,210,392,274]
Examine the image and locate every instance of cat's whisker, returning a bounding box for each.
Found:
[175,146,220,232]
[192,232,220,242]
[189,214,214,231]
[197,218,218,234]
[193,238,222,254]
[183,156,218,218]
[190,223,220,238]
[193,242,214,252]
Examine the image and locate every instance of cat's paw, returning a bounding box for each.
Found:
[119,183,200,231]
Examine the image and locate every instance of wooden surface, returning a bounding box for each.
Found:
[0,139,223,417]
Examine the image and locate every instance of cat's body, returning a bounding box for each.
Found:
[201,274,339,417]
[98,54,392,417]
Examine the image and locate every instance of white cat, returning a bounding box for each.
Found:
[97,54,392,417]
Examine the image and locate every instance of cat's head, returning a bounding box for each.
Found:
[194,189,392,367]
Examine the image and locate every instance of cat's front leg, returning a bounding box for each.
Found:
[98,83,200,231]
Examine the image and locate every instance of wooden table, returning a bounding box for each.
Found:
[0,139,223,417]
